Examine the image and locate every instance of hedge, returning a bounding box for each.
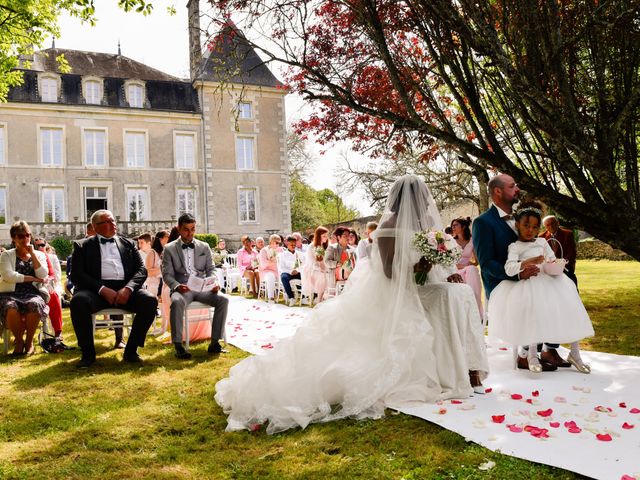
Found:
[194,233,219,249]
[50,237,73,260]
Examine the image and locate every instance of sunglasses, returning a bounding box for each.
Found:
[35,243,46,248]
[15,233,32,239]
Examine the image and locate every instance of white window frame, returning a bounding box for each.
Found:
[174,131,196,170]
[38,125,65,167]
[175,186,198,219]
[39,74,60,103]
[41,186,66,223]
[0,185,7,225]
[81,127,109,168]
[238,101,253,120]
[80,181,113,222]
[235,135,256,170]
[0,122,7,165]
[237,186,259,224]
[125,80,145,108]
[125,185,150,222]
[123,129,148,168]
[83,77,103,105]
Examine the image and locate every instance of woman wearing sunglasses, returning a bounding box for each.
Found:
[0,221,50,355]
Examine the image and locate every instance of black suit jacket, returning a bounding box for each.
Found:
[70,236,147,294]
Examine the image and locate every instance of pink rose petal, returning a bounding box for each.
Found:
[450,400,463,404]
[537,409,553,417]
[630,408,640,414]
[564,421,578,429]
[499,347,508,351]
[596,433,612,442]
[595,405,613,413]
[511,394,523,400]
[568,427,582,434]
[621,475,636,480]
[549,422,560,428]
[249,423,262,432]
[622,422,634,429]
[507,424,523,433]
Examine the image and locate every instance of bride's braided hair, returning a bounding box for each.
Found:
[514,200,545,222]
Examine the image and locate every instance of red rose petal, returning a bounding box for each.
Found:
[484,387,493,393]
[507,424,523,433]
[511,394,523,400]
[549,422,560,428]
[532,390,540,397]
[526,399,533,404]
[568,427,582,434]
[621,475,636,480]
[450,399,462,404]
[622,422,634,429]
[499,347,508,351]
[630,408,640,414]
[564,421,578,429]
[619,402,627,408]
[537,409,553,417]
[492,415,506,423]
[596,433,612,442]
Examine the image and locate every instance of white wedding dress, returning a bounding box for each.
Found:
[215,175,488,434]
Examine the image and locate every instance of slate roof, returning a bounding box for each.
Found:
[196,22,284,88]
[8,49,200,113]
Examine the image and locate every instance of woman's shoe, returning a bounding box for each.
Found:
[567,352,591,374]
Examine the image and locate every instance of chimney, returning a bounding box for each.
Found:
[187,0,202,80]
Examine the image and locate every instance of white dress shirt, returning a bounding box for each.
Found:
[98,235,125,280]
[277,248,302,275]
[495,205,517,233]
[180,239,197,276]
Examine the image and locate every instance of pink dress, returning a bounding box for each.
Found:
[259,247,281,299]
[237,247,258,275]
[457,240,483,320]
[302,245,328,299]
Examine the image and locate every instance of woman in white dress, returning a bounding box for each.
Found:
[215,175,487,433]
[488,202,594,373]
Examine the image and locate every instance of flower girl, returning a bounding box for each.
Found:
[488,202,594,373]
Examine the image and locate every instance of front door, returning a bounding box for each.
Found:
[84,187,108,221]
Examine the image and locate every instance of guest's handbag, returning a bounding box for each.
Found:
[335,250,355,281]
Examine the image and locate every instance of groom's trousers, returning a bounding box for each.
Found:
[169,289,228,344]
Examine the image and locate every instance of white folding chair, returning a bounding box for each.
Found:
[183,301,214,350]
[91,308,134,339]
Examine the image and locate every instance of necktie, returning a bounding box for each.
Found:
[182,243,195,249]
[100,237,115,244]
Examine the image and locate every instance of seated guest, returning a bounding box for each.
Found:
[237,235,259,297]
[213,238,229,292]
[255,236,265,253]
[325,226,356,286]
[278,235,303,306]
[258,234,282,303]
[356,221,378,260]
[302,226,330,304]
[34,238,64,341]
[451,217,483,320]
[70,210,157,368]
[540,215,578,286]
[161,213,229,359]
[0,221,49,355]
[292,232,307,254]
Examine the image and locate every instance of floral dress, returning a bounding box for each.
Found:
[0,257,48,331]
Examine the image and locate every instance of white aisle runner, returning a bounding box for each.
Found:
[225,297,640,480]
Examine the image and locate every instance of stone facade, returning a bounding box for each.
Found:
[0,5,290,243]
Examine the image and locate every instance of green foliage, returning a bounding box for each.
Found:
[49,236,73,259]
[316,188,359,225]
[0,0,152,102]
[194,233,218,249]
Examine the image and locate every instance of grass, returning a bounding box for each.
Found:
[0,260,638,479]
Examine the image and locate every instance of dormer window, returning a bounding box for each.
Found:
[84,79,102,105]
[40,76,58,102]
[126,83,144,108]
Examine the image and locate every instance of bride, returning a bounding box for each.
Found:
[215,175,488,434]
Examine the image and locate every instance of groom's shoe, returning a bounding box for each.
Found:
[517,356,557,372]
[207,341,228,355]
[174,344,192,360]
[541,349,571,368]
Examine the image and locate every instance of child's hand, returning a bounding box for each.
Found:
[521,255,544,266]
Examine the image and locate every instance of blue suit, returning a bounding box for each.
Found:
[472,205,518,299]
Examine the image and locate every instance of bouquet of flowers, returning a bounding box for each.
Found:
[212,251,226,266]
[250,257,259,269]
[267,247,278,261]
[314,246,325,259]
[412,230,462,284]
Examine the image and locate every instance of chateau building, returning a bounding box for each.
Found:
[0,0,290,243]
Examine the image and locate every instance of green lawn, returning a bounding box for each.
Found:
[1,260,638,479]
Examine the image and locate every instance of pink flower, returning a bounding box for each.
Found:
[492,415,505,423]
[596,433,612,442]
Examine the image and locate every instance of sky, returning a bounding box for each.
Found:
[53,0,375,215]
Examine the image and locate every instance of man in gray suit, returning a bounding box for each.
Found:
[161,213,228,359]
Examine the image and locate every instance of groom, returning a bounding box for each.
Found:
[472,174,566,370]
[161,213,228,359]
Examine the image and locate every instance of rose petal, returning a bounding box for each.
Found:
[532,390,540,397]
[484,387,493,393]
[492,415,506,423]
[595,405,613,413]
[537,409,553,417]
[619,402,627,408]
[499,347,508,351]
[549,422,560,428]
[596,433,612,442]
[621,475,636,480]
[630,408,640,414]
[526,399,533,404]
[450,399,463,404]
[437,408,447,415]
[507,424,523,433]
[568,427,582,434]
[511,394,523,400]
[249,423,262,432]
[554,396,567,403]
[622,422,634,429]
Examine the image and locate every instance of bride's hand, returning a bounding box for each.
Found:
[413,257,432,274]
[447,273,464,283]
